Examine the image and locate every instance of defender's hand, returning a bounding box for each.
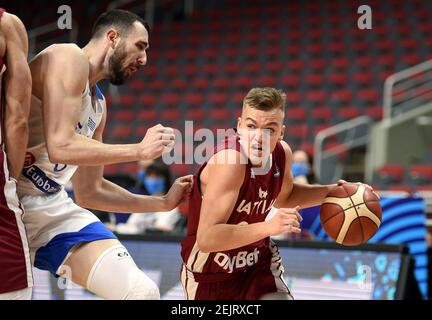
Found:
[164,175,194,211]
[138,124,175,161]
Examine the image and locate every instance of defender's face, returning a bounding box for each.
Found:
[108,21,149,85]
[237,104,285,167]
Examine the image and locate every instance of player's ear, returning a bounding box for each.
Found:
[279,125,286,141]
[107,29,118,49]
[236,117,241,130]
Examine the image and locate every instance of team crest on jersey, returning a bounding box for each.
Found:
[258,187,268,199]
[23,152,36,168]
[236,187,276,215]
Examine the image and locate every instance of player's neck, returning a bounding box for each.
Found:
[82,41,108,87]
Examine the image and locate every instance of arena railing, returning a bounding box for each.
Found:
[28,21,78,59]
[383,58,432,120]
[314,116,373,184]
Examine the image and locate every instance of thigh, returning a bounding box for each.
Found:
[0,176,33,293]
[246,244,292,300]
[181,266,248,300]
[0,287,32,300]
[62,238,121,288]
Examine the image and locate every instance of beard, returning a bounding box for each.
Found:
[108,43,129,86]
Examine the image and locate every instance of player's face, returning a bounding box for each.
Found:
[237,104,285,167]
[108,22,149,85]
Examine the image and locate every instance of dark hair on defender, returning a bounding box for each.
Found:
[91,9,150,39]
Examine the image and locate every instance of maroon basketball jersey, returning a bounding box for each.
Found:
[181,130,286,280]
[0,7,32,293]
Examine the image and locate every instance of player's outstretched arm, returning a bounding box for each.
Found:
[275,141,338,209]
[72,112,192,213]
[2,13,31,179]
[38,45,174,166]
[196,149,299,253]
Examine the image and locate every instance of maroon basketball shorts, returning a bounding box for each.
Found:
[181,242,293,300]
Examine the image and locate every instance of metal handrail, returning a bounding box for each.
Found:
[28,21,78,56]
[314,116,372,182]
[383,59,432,120]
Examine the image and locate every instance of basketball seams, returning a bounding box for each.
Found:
[321,206,344,225]
[321,183,382,246]
[348,199,365,245]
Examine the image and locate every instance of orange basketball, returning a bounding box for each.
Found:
[320,183,382,246]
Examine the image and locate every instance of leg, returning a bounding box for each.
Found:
[62,239,160,300]
[0,287,32,300]
[248,242,294,300]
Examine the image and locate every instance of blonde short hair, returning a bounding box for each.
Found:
[243,87,286,112]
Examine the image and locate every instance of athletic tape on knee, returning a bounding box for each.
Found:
[86,244,160,300]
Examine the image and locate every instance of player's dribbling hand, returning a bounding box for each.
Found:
[138,124,175,160]
[267,206,303,236]
[336,179,381,200]
[164,175,194,211]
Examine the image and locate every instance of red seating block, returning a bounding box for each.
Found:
[337,106,360,119]
[311,107,332,122]
[377,164,405,182]
[114,110,133,122]
[409,164,432,183]
[286,107,307,121]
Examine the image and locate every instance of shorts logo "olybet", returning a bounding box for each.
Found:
[214,248,259,273]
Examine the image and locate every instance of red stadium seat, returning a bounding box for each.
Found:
[119,94,134,106]
[137,110,157,122]
[409,164,432,184]
[304,74,324,87]
[337,106,360,120]
[138,94,157,106]
[185,108,205,121]
[112,124,131,140]
[286,124,308,141]
[377,164,405,183]
[280,75,300,87]
[160,109,180,121]
[129,80,145,90]
[209,108,230,121]
[213,77,231,89]
[358,88,380,104]
[387,184,413,193]
[184,93,204,105]
[313,124,332,136]
[160,93,180,106]
[330,89,353,104]
[328,73,348,87]
[258,75,276,87]
[172,78,188,91]
[365,106,383,120]
[306,90,326,104]
[207,92,228,105]
[286,107,307,121]
[311,107,332,122]
[113,110,133,122]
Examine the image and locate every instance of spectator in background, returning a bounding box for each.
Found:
[115,160,182,234]
[135,158,155,190]
[292,150,314,184]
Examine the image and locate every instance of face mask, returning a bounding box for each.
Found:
[292,162,309,177]
[143,177,165,195]
[137,170,146,185]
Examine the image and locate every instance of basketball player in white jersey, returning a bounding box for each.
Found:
[0,8,33,300]
[17,9,192,300]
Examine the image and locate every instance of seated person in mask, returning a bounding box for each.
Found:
[291,150,313,184]
[115,161,182,234]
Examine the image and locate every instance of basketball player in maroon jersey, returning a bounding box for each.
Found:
[181,87,375,300]
[0,8,33,300]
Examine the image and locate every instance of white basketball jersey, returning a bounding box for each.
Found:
[17,81,105,196]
